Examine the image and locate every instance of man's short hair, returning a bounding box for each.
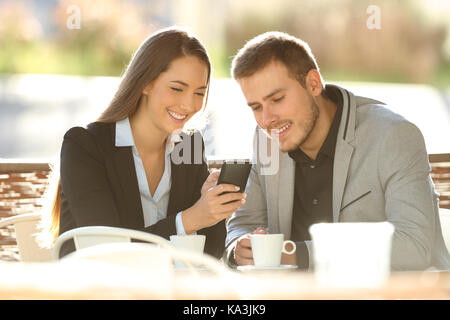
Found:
[231,32,324,89]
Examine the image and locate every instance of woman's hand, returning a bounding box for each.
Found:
[201,169,221,195]
[182,171,246,234]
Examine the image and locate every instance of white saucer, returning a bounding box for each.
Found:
[237,265,298,272]
[174,265,208,272]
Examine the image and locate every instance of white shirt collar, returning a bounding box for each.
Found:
[115,117,182,153]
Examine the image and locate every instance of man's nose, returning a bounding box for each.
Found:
[261,106,279,129]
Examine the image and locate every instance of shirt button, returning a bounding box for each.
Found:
[310,164,316,169]
[312,199,319,205]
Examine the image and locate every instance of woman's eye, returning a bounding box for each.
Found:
[195,92,205,97]
[252,106,261,112]
[170,87,182,92]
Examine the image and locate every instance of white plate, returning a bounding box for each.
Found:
[237,265,298,272]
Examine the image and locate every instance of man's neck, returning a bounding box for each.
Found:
[299,96,337,160]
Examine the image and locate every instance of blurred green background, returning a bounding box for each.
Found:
[1,0,449,86]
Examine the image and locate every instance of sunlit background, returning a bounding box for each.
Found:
[1,0,449,162]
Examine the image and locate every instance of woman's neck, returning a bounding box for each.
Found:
[129,105,167,156]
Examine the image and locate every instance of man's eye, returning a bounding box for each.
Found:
[252,106,261,111]
[273,96,284,103]
[195,92,205,97]
[170,87,182,92]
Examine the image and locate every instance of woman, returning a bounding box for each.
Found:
[41,27,246,259]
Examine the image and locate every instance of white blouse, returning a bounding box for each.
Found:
[115,117,187,234]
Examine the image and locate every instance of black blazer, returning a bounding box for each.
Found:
[59,121,225,258]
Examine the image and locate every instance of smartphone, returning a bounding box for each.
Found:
[217,160,252,203]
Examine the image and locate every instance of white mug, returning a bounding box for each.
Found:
[169,234,206,269]
[250,234,296,268]
[309,222,394,288]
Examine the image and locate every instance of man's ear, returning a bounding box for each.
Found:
[305,69,323,97]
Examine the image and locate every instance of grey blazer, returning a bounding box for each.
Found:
[226,85,450,271]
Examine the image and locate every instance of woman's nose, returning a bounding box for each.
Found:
[180,96,197,113]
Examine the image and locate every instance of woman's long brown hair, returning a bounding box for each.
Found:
[38,27,211,247]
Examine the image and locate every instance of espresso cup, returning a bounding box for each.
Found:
[169,234,206,269]
[250,234,296,268]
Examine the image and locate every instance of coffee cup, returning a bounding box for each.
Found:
[169,234,206,269]
[309,222,394,288]
[250,234,296,268]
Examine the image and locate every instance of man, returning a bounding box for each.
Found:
[225,31,450,271]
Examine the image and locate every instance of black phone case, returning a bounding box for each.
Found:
[217,161,251,203]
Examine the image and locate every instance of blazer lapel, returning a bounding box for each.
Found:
[264,159,280,233]
[167,160,187,216]
[333,141,354,222]
[257,129,294,236]
[277,151,296,237]
[111,127,144,229]
[332,87,356,222]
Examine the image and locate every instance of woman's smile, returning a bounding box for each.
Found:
[167,108,189,122]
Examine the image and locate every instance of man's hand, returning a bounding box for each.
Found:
[234,228,297,266]
[233,227,266,266]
